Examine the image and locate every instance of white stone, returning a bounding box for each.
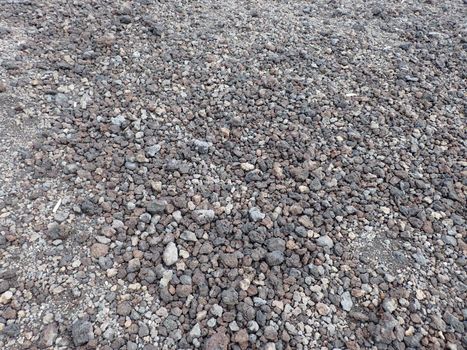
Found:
[241,163,255,171]
[229,321,239,331]
[239,279,250,291]
[380,207,391,214]
[163,242,178,266]
[160,270,173,287]
[249,207,265,221]
[210,304,223,317]
[382,298,398,313]
[107,269,118,277]
[190,323,201,337]
[341,291,353,311]
[111,115,125,126]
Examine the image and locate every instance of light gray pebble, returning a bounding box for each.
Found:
[180,230,197,242]
[163,242,178,266]
[316,235,334,248]
[340,291,353,311]
[192,209,215,225]
[249,207,265,221]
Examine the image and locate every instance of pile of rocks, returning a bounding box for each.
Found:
[0,0,465,349]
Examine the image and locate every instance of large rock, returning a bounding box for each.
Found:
[265,251,284,266]
[180,230,198,242]
[146,199,167,214]
[316,235,334,248]
[192,209,215,225]
[220,253,238,268]
[90,243,108,258]
[204,327,229,350]
[40,323,58,348]
[190,323,201,337]
[249,207,265,222]
[71,320,94,346]
[266,238,286,252]
[221,288,239,306]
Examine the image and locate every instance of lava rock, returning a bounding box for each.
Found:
[71,320,94,346]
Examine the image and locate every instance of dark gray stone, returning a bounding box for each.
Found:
[71,320,94,346]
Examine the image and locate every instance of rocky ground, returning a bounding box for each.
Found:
[0,0,466,349]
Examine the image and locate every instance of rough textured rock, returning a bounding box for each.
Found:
[163,242,178,266]
[205,328,229,350]
[71,320,94,346]
[341,292,353,311]
[0,0,465,349]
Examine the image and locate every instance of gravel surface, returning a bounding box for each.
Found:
[0,0,466,349]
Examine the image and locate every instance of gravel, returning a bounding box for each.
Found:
[0,0,465,349]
